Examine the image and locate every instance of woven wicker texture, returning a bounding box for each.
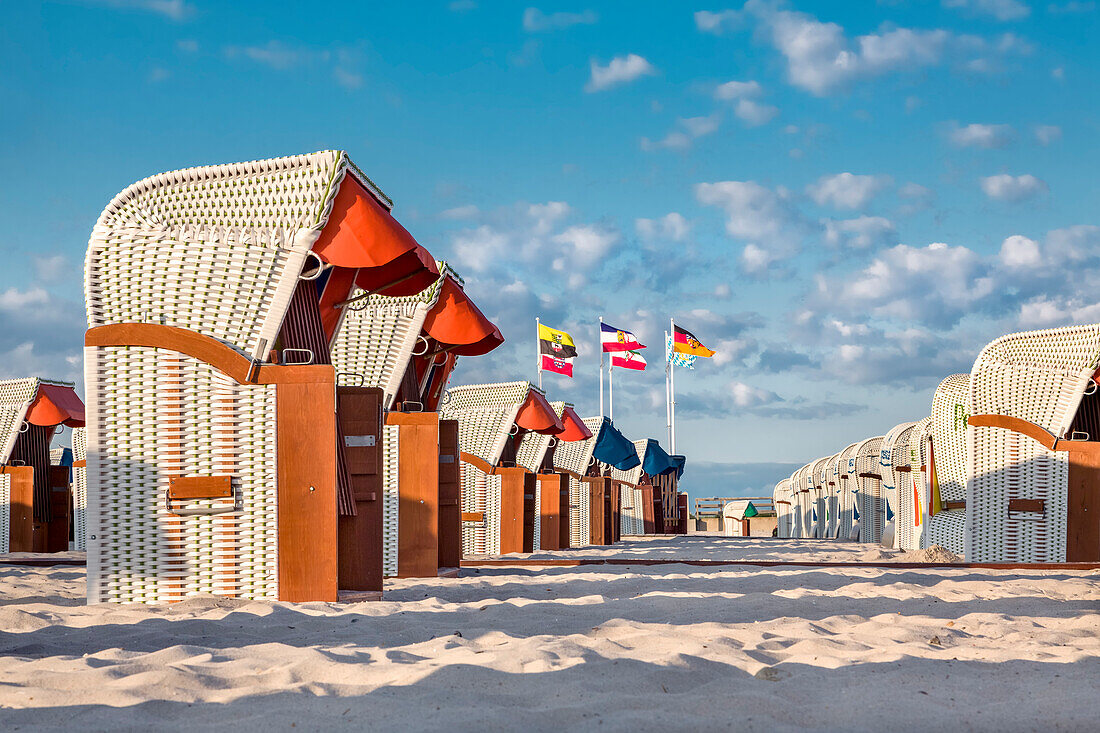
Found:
[836,442,861,540]
[381,425,400,576]
[72,427,88,552]
[853,437,885,543]
[897,418,932,550]
[932,374,970,503]
[773,479,792,538]
[966,325,1100,562]
[516,401,570,472]
[0,378,39,465]
[808,456,831,538]
[609,440,648,486]
[85,151,363,362]
[568,475,589,547]
[880,422,917,548]
[554,416,602,475]
[0,472,9,553]
[787,464,807,539]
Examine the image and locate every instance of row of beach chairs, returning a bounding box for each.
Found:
[0,151,688,604]
[773,324,1100,563]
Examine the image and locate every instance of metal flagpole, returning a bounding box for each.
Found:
[536,316,542,389]
[664,316,673,453]
[665,330,672,448]
[608,359,614,422]
[599,316,604,418]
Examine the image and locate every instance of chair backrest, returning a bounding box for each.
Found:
[967,324,1100,562]
[854,436,886,542]
[516,401,570,472]
[898,417,932,550]
[554,416,602,475]
[880,422,917,531]
[932,374,970,504]
[0,378,39,464]
[609,439,648,486]
[442,381,534,465]
[773,478,792,537]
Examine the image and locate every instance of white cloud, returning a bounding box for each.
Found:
[1048,2,1096,13]
[998,234,1042,268]
[440,205,480,220]
[980,173,1048,202]
[523,8,598,32]
[641,115,719,151]
[449,0,477,11]
[714,80,762,100]
[943,0,1031,21]
[730,380,779,408]
[636,213,690,242]
[947,122,1015,148]
[694,9,743,34]
[33,255,71,284]
[1035,124,1062,145]
[176,39,198,53]
[734,99,779,126]
[88,0,194,21]
[823,216,898,250]
[695,180,807,274]
[585,54,655,92]
[807,173,891,210]
[227,41,318,70]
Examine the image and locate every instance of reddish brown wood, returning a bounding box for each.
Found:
[1066,443,1100,562]
[522,472,536,553]
[461,512,485,523]
[1008,499,1046,513]
[968,413,1059,451]
[336,387,383,593]
[167,475,233,499]
[437,419,461,569]
[276,369,338,602]
[584,477,608,545]
[72,460,87,468]
[45,466,71,553]
[387,412,440,578]
[677,493,688,534]
[497,467,527,554]
[558,480,571,548]
[3,467,34,552]
[640,486,656,534]
[461,558,1100,570]
[459,451,494,475]
[608,481,620,543]
[943,501,966,510]
[858,472,882,480]
[537,473,562,550]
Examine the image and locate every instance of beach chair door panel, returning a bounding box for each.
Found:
[337,386,383,592]
[1065,444,1100,561]
[4,467,34,552]
[437,419,461,568]
[45,466,71,553]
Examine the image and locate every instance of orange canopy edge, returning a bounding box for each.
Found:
[556,406,593,442]
[515,390,564,435]
[26,384,85,428]
[421,276,504,356]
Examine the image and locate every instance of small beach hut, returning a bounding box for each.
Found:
[443,381,564,556]
[929,374,969,556]
[773,478,793,537]
[329,263,503,577]
[897,417,932,551]
[810,456,832,538]
[836,443,861,540]
[613,439,680,535]
[854,437,886,543]
[0,378,85,554]
[722,499,759,536]
[788,464,810,539]
[85,150,447,602]
[515,401,593,550]
[967,324,1100,562]
[827,449,852,538]
[880,422,917,549]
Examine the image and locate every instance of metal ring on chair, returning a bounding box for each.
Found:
[441,391,452,405]
[509,424,519,436]
[18,421,28,434]
[1070,430,1090,442]
[547,436,557,448]
[1086,381,1099,396]
[337,372,365,386]
[282,348,314,366]
[298,251,325,281]
[588,456,596,467]
[402,401,424,413]
[53,425,65,436]
[411,336,430,357]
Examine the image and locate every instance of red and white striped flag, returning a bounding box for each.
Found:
[610,350,646,371]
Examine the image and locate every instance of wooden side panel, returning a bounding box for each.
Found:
[498,467,527,554]
[337,386,383,592]
[608,482,620,544]
[586,478,607,545]
[388,412,440,578]
[640,486,656,535]
[45,466,71,553]
[558,480,571,549]
[277,373,338,602]
[677,493,688,534]
[1067,447,1100,562]
[4,467,34,553]
[438,419,461,569]
[538,473,562,550]
[522,472,536,553]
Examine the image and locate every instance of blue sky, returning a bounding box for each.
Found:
[2,0,1098,501]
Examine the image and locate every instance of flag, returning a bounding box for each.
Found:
[673,324,716,357]
[540,354,574,377]
[601,322,644,352]
[666,334,697,369]
[538,323,577,358]
[610,350,646,371]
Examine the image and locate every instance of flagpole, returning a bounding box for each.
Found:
[599,316,604,418]
[664,314,673,453]
[665,329,672,448]
[608,360,614,422]
[536,316,542,390]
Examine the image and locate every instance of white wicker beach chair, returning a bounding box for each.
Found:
[609,440,647,536]
[84,150,448,603]
[897,417,932,550]
[0,378,86,554]
[810,456,832,538]
[834,442,860,540]
[773,478,793,538]
[827,449,850,538]
[880,422,917,549]
[854,437,886,543]
[926,374,970,556]
[553,416,603,547]
[966,324,1100,562]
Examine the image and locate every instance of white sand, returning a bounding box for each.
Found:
[1,536,1098,731]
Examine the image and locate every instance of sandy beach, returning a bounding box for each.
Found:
[0,536,1097,731]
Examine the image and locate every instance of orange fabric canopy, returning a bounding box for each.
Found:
[515,390,564,435]
[556,406,593,442]
[26,384,85,428]
[421,276,504,356]
[312,175,439,297]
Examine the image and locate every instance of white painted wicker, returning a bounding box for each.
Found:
[854,437,885,543]
[898,417,932,551]
[554,416,602,547]
[773,478,792,538]
[810,456,832,538]
[880,422,917,549]
[72,427,88,552]
[928,374,969,556]
[967,325,1100,562]
[836,442,861,540]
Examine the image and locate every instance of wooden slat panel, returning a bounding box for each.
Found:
[498,468,526,554]
[387,412,440,579]
[337,387,383,592]
[438,419,462,569]
[167,475,233,499]
[3,467,34,553]
[1067,447,1100,561]
[339,388,382,475]
[537,473,562,550]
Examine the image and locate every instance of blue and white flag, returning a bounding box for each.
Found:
[666,333,697,369]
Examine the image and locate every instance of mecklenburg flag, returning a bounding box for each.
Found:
[610,350,647,371]
[601,322,644,352]
[538,323,578,359]
[541,354,574,377]
[673,324,716,357]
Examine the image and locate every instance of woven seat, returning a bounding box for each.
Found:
[966,325,1100,562]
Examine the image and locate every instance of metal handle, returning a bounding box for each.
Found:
[53,425,65,436]
[1086,381,1098,396]
[18,421,28,434]
[337,372,365,386]
[298,251,325,281]
[1070,431,1090,442]
[164,487,240,516]
[547,436,557,448]
[402,401,424,413]
[282,348,314,366]
[411,336,430,356]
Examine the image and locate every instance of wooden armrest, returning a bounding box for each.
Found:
[462,512,484,523]
[942,501,966,511]
[895,466,911,473]
[1009,499,1045,513]
[968,414,1059,451]
[858,472,882,480]
[168,475,232,500]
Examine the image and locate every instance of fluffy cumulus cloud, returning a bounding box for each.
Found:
[980,173,1048,202]
[0,286,85,383]
[585,53,655,92]
[947,122,1015,148]
[942,0,1030,21]
[709,0,1028,95]
[695,181,808,274]
[807,173,892,210]
[522,8,598,32]
[823,216,898,250]
[641,115,720,151]
[713,80,778,126]
[636,213,690,242]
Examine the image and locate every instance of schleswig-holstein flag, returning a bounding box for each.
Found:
[600,322,644,352]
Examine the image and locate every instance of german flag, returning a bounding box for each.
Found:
[538,323,577,358]
[673,324,715,357]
